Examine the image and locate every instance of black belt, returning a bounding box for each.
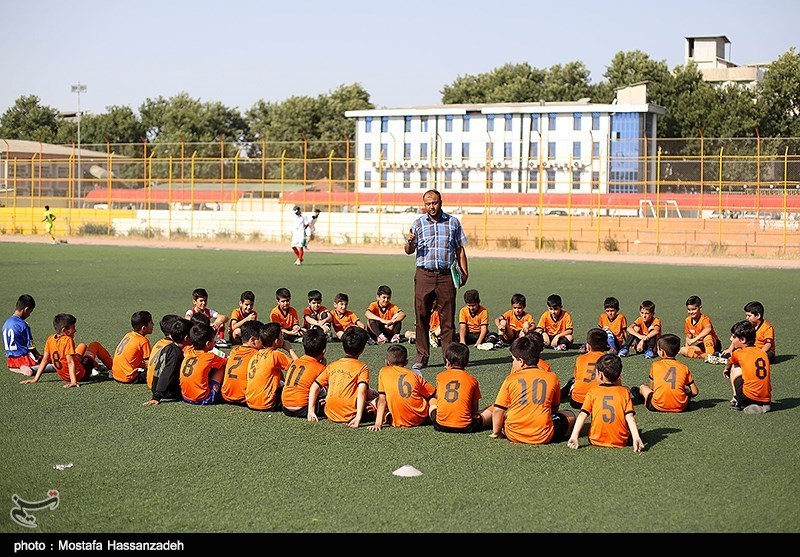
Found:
[417,266,450,275]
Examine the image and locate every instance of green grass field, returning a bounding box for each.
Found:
[1,242,798,534]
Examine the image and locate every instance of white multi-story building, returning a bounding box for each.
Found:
[345,83,664,197]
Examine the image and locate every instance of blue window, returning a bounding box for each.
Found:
[421,117,428,132]
[403,171,411,189]
[445,115,453,132]
[463,114,471,132]
[548,142,556,159]
[365,117,372,133]
[462,143,470,158]
[572,171,581,190]
[573,113,582,131]
[504,142,512,159]
[381,143,388,159]
[404,143,411,159]
[592,171,599,189]
[365,143,372,160]
[529,142,538,158]
[420,169,429,185]
[460,171,469,189]
[420,143,428,159]
[592,112,600,131]
[364,170,372,187]
[445,142,453,158]
[593,141,600,157]
[548,113,557,131]
[381,117,389,133]
[404,116,412,133]
[444,170,453,189]
[380,170,387,188]
[504,114,512,131]
[531,114,540,132]
[573,142,581,158]
[547,170,556,190]
[485,142,493,157]
[487,114,495,132]
[528,169,538,190]
[503,170,512,189]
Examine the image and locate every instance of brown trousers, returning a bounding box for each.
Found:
[414,267,457,366]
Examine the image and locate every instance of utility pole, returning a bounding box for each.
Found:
[70,82,87,204]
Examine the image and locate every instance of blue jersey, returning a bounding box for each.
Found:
[2,315,36,357]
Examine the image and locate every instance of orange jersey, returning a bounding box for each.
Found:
[494,366,561,445]
[314,356,370,423]
[282,355,327,409]
[377,365,436,427]
[536,358,552,374]
[147,337,172,388]
[434,368,482,430]
[754,320,776,354]
[500,309,533,333]
[429,309,441,330]
[366,301,403,322]
[221,345,259,403]
[44,333,86,382]
[303,305,329,325]
[648,358,695,412]
[112,331,151,383]
[228,308,257,337]
[537,310,574,336]
[580,384,636,448]
[269,306,300,330]
[245,348,291,411]
[599,313,628,343]
[730,346,771,403]
[459,305,489,333]
[179,347,227,403]
[684,313,719,342]
[570,351,604,405]
[330,309,360,333]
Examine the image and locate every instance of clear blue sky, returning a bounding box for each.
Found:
[2,0,797,117]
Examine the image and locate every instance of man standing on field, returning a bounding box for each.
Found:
[404,189,468,373]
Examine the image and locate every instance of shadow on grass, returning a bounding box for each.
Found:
[770,397,800,411]
[689,398,728,410]
[773,354,794,364]
[641,427,681,449]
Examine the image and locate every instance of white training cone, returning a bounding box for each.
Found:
[393,465,423,477]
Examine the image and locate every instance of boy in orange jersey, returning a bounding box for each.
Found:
[146,315,182,388]
[144,317,192,406]
[282,327,329,418]
[431,342,493,434]
[597,296,627,355]
[307,326,378,427]
[329,293,366,340]
[303,290,333,339]
[364,284,406,345]
[721,301,776,364]
[523,330,553,374]
[724,320,772,414]
[179,322,228,405]
[245,322,298,412]
[221,320,263,405]
[111,310,154,384]
[490,336,575,445]
[630,334,698,412]
[567,354,644,452]
[270,287,305,343]
[369,344,436,431]
[21,313,113,388]
[458,289,490,349]
[228,290,258,346]
[619,300,661,359]
[185,287,230,350]
[404,299,441,346]
[678,295,722,361]
[562,328,609,410]
[489,293,533,349]
[535,294,574,351]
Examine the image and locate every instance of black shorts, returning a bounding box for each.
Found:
[431,409,485,433]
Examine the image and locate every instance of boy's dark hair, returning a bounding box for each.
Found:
[240,290,255,303]
[463,289,480,304]
[603,297,620,310]
[444,342,470,369]
[596,353,623,382]
[731,320,756,345]
[377,285,392,297]
[385,344,408,366]
[586,327,610,351]
[276,288,291,300]
[240,320,263,344]
[169,318,193,343]
[657,334,681,358]
[334,293,349,304]
[16,294,36,312]
[53,313,77,332]
[190,313,211,326]
[341,326,369,357]
[546,294,563,308]
[511,293,527,307]
[131,310,153,330]
[189,323,215,349]
[640,300,656,313]
[302,327,328,358]
[510,336,540,367]
[259,322,282,347]
[159,314,182,336]
[686,295,702,307]
[44,205,50,210]
[192,288,209,300]
[307,290,323,303]
[524,330,544,354]
[743,301,765,318]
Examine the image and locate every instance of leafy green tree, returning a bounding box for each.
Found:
[757,47,800,138]
[0,95,61,142]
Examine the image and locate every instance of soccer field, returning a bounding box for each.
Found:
[1,241,798,534]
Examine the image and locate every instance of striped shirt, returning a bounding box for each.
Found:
[410,212,467,271]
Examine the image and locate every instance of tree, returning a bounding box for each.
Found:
[757,47,800,138]
[0,95,61,142]
[602,50,673,106]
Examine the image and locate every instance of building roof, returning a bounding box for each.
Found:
[0,139,111,158]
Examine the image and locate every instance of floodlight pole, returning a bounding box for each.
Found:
[71,82,86,204]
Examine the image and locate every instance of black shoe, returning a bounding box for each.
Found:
[630,386,643,404]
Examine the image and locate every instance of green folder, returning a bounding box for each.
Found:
[450,260,465,288]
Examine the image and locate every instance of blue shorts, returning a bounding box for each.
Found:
[183,380,221,406]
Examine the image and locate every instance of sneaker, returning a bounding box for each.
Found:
[384,411,393,426]
[730,398,742,411]
[367,338,378,346]
[554,344,566,351]
[494,339,509,349]
[476,342,494,351]
[607,346,618,355]
[215,339,232,349]
[578,344,588,354]
[377,333,388,344]
[743,404,770,414]
[411,362,426,374]
[643,349,655,359]
[390,334,401,343]
[630,386,643,404]
[618,348,629,357]
[408,337,415,344]
[294,259,302,266]
[429,333,439,348]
